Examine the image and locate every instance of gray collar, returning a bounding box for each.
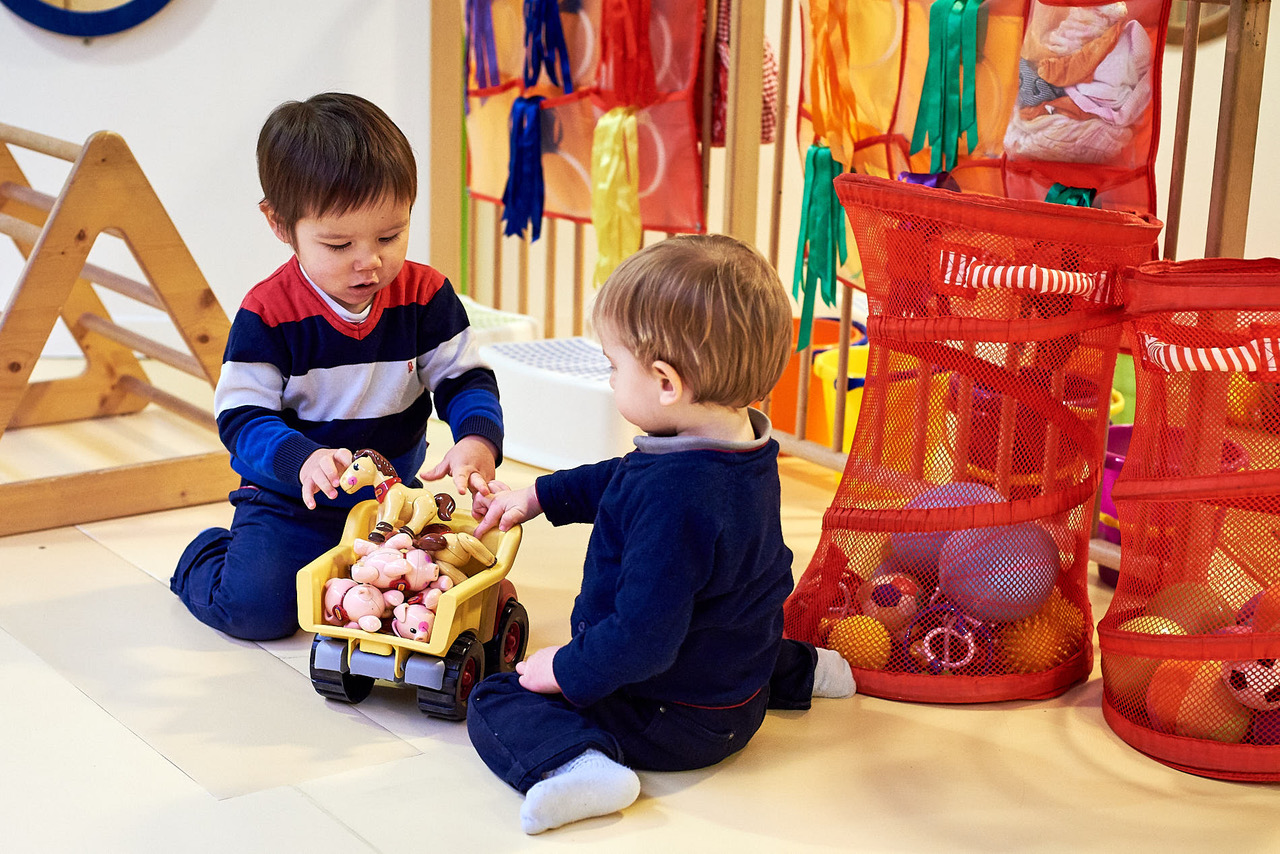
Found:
[632,407,772,455]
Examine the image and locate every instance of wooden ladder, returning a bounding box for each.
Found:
[0,123,238,535]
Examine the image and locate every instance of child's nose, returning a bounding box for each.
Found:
[355,250,382,272]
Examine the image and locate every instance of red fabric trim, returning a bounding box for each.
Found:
[852,648,1090,704]
[835,174,1163,248]
[673,687,763,710]
[1122,259,1280,314]
[1102,696,1280,781]
[1098,626,1280,660]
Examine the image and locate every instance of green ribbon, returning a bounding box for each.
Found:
[792,144,848,352]
[911,0,981,173]
[1045,183,1097,208]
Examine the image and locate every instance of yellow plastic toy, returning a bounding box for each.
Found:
[297,486,525,721]
[339,448,457,542]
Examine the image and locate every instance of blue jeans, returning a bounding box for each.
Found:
[466,639,817,792]
[170,482,352,640]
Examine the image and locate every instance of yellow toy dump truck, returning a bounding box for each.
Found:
[297,493,525,721]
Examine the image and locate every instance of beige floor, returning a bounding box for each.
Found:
[1,364,1276,854]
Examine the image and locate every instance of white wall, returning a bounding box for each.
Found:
[0,0,436,354]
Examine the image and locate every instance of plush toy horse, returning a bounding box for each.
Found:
[415,527,497,585]
[339,449,456,543]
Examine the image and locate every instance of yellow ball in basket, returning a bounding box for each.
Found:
[827,615,892,670]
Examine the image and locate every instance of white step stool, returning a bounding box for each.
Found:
[481,337,642,471]
[460,295,539,345]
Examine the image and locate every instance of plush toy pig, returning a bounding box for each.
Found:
[322,577,391,633]
[391,600,437,643]
[350,533,439,598]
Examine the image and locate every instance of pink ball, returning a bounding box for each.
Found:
[937,523,1059,623]
[890,482,1004,585]
[856,570,921,633]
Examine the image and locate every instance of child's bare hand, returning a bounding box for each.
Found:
[300,447,353,510]
[515,645,562,694]
[472,484,542,538]
[421,435,498,497]
[470,480,511,521]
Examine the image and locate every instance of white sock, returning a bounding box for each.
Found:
[520,748,640,835]
[812,647,857,698]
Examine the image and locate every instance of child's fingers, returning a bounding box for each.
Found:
[472,499,507,538]
[302,481,318,510]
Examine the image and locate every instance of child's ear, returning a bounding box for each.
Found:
[259,201,293,246]
[652,360,685,405]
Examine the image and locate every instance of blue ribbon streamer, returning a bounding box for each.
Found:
[467,0,500,90]
[502,96,547,241]
[524,0,574,92]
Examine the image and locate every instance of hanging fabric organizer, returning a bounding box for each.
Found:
[1003,0,1171,217]
[464,0,707,249]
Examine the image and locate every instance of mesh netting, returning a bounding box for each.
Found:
[1098,259,1280,781]
[784,174,1159,703]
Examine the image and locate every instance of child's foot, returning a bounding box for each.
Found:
[812,647,857,698]
[520,749,640,835]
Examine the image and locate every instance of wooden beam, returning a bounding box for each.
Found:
[0,452,238,536]
[723,0,765,244]
[1205,0,1270,257]
[429,0,465,283]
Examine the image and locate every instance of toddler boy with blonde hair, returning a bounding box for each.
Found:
[468,234,853,834]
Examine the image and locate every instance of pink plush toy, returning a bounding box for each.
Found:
[350,532,439,601]
[391,600,437,642]
[322,577,392,633]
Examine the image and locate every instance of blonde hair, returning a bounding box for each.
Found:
[592,234,793,408]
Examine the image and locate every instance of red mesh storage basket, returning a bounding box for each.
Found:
[784,174,1160,703]
[1098,258,1280,781]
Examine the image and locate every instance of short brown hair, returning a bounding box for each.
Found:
[257,92,417,243]
[592,234,793,408]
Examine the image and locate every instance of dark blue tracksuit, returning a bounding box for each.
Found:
[468,411,816,792]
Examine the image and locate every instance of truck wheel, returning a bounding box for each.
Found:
[417,634,485,721]
[309,636,374,704]
[484,599,529,675]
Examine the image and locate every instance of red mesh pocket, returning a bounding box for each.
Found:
[1098,259,1280,781]
[784,174,1160,703]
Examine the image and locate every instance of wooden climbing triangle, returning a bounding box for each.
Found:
[0,122,238,535]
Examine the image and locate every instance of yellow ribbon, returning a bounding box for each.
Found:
[590,106,642,286]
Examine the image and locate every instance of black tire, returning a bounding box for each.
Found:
[417,634,485,721]
[309,635,375,704]
[484,599,529,676]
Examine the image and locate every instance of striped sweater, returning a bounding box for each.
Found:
[214,256,502,505]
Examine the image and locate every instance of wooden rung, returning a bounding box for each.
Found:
[0,209,163,310]
[0,209,40,243]
[0,451,238,536]
[81,264,164,309]
[0,181,55,213]
[116,374,217,431]
[0,122,82,162]
[77,313,205,377]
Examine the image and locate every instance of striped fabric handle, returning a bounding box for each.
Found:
[941,250,1102,297]
[1140,331,1280,374]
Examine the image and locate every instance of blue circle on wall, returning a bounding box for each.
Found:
[1,0,173,37]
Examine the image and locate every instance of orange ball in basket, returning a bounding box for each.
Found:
[827,615,892,670]
[998,588,1085,674]
[1103,616,1187,714]
[1248,585,1280,632]
[1146,659,1251,743]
